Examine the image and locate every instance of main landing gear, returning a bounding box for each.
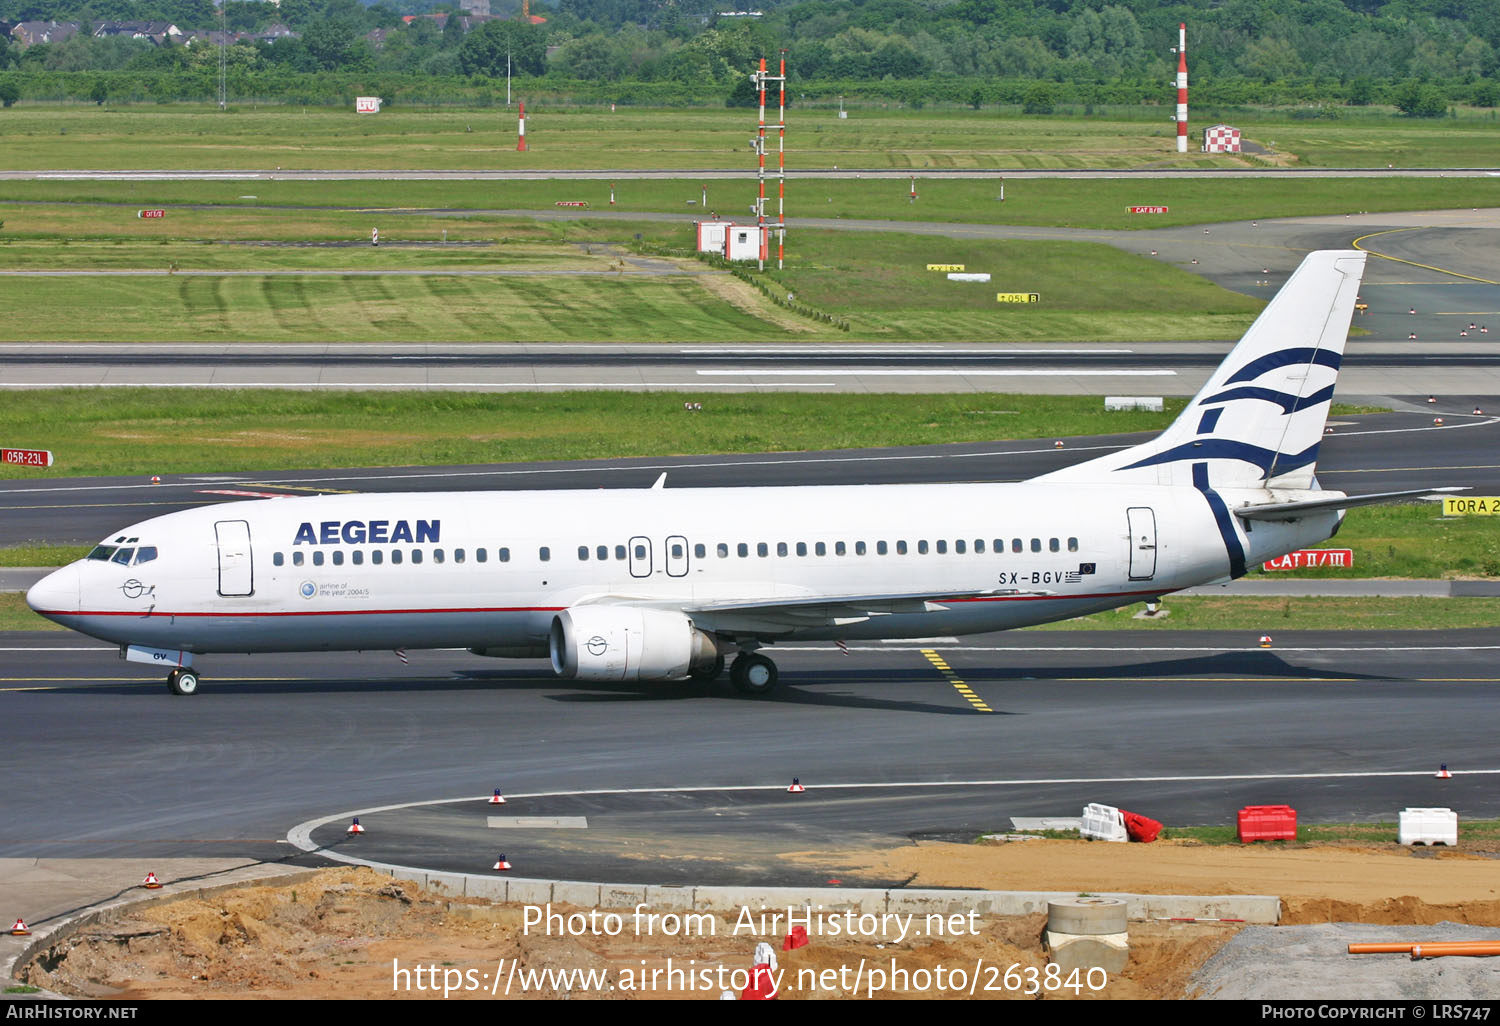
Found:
[166,668,200,696]
[729,652,779,696]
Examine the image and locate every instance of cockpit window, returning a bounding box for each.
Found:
[134,547,158,565]
[87,546,119,561]
[111,548,136,566]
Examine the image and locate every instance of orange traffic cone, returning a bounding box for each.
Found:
[787,778,806,793]
[489,789,506,805]
[142,872,162,889]
[10,917,30,936]
[493,854,512,871]
[347,818,365,835]
[1259,635,1272,648]
[1436,764,1453,779]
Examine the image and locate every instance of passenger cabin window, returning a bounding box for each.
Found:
[454,548,465,564]
[538,547,550,562]
[615,545,627,560]
[877,541,887,555]
[917,540,929,555]
[313,551,324,566]
[372,550,383,565]
[737,543,749,558]
[694,544,706,559]
[578,546,590,561]
[293,552,305,566]
[411,550,423,565]
[597,546,609,561]
[936,540,948,554]
[391,550,403,565]
[499,548,510,563]
[1049,538,1060,552]
[757,542,768,557]
[897,541,907,555]
[835,542,846,556]
[1031,538,1041,553]
[476,548,487,563]
[433,549,444,564]
[1012,539,1023,553]
[777,542,788,557]
[796,542,808,557]
[815,542,827,556]
[955,540,965,554]
[353,551,364,565]
[332,551,344,566]
[1068,538,1079,552]
[718,543,729,558]
[855,541,866,556]
[273,552,285,567]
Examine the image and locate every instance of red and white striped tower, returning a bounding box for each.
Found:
[1175,23,1188,154]
[756,58,767,270]
[517,101,527,152]
[777,50,785,271]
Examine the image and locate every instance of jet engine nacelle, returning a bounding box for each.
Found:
[549,607,719,681]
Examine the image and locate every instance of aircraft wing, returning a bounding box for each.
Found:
[1234,487,1466,521]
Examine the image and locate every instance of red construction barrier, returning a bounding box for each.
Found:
[1238,804,1297,842]
[1121,810,1162,843]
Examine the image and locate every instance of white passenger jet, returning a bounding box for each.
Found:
[27,250,1454,696]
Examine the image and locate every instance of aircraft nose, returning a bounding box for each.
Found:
[26,564,80,617]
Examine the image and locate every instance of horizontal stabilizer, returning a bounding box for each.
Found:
[1235,487,1466,521]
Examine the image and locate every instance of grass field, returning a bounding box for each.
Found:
[0,389,1188,478]
[0,205,1267,341]
[4,107,1500,171]
[3,174,1498,232]
[1028,596,1500,631]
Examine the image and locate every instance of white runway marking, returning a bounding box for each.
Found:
[697,368,1177,377]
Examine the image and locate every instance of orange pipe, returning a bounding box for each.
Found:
[1411,943,1500,959]
[1349,942,1500,956]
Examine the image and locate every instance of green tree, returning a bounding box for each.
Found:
[1392,79,1447,117]
[89,77,108,105]
[0,79,19,108]
[457,21,547,78]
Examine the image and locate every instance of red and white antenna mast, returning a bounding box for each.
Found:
[517,101,527,152]
[1175,23,1188,154]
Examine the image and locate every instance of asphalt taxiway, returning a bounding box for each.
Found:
[1,630,1495,886]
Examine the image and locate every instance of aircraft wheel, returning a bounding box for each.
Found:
[168,669,200,696]
[730,653,779,696]
[688,653,726,682]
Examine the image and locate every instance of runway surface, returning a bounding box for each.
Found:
[2,630,1495,884]
[2,407,1496,545]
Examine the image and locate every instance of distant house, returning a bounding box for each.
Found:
[11,20,81,46]
[92,21,183,45]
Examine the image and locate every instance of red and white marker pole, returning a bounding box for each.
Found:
[609,182,615,206]
[1176,23,1188,154]
[910,176,917,202]
[517,101,527,152]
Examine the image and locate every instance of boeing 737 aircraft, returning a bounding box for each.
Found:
[27,250,1455,696]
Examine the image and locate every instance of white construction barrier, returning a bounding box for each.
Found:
[1080,803,1129,843]
[1399,808,1458,846]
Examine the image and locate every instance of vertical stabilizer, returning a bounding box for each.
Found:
[1039,249,1366,490]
